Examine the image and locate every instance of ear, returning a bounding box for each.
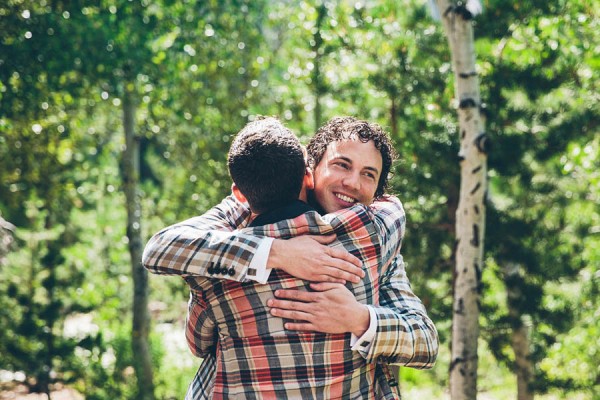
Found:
[303,167,315,190]
[231,183,247,203]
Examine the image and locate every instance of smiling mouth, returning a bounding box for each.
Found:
[334,193,357,203]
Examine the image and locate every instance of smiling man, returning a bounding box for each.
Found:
[308,118,392,214]
[312,139,382,210]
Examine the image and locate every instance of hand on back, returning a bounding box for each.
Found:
[268,234,364,284]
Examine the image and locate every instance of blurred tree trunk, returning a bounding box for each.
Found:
[312,2,327,131]
[41,215,54,399]
[434,1,488,399]
[0,217,14,265]
[122,83,155,400]
[390,97,398,138]
[504,263,534,400]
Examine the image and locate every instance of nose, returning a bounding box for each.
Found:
[342,170,361,191]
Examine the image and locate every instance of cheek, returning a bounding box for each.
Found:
[316,169,337,186]
[360,180,378,200]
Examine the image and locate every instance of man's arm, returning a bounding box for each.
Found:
[348,197,438,367]
[142,195,363,283]
[360,255,439,368]
[268,262,439,369]
[186,292,218,358]
[268,196,439,368]
[142,195,261,281]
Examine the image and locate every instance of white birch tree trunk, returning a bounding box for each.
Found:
[434,1,488,399]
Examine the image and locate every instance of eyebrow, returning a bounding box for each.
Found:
[334,155,380,176]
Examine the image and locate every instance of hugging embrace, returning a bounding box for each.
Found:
[143,116,438,399]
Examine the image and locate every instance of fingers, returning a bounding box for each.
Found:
[325,255,364,283]
[272,289,315,302]
[270,307,312,322]
[308,282,343,291]
[282,322,315,331]
[327,247,362,268]
[321,276,346,284]
[322,265,360,284]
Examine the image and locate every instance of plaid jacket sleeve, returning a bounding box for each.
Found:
[366,197,438,368]
[328,195,439,369]
[185,354,216,400]
[367,254,439,368]
[142,195,265,282]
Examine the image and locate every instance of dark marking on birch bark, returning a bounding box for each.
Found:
[461,129,466,139]
[474,205,480,215]
[472,165,482,173]
[475,132,489,153]
[449,357,465,372]
[459,71,478,78]
[470,182,481,195]
[455,298,465,314]
[470,224,479,247]
[459,98,477,109]
[444,4,474,20]
[452,240,459,293]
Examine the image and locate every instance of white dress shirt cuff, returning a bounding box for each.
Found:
[350,305,377,356]
[246,237,274,284]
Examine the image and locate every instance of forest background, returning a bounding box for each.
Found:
[0,0,598,399]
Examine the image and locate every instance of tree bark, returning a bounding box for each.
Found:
[122,84,155,400]
[312,3,327,131]
[0,217,14,267]
[435,1,488,399]
[504,263,534,400]
[390,96,398,138]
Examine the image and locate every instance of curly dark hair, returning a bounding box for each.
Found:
[228,117,305,214]
[307,116,397,198]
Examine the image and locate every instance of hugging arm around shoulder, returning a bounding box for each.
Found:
[367,198,439,368]
[364,255,439,368]
[143,193,439,367]
[142,195,267,282]
[326,196,439,368]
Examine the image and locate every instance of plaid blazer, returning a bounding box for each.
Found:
[143,195,438,399]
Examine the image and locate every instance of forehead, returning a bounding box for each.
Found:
[323,139,382,171]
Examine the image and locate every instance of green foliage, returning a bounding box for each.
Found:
[0,212,97,393]
[74,322,137,400]
[478,0,599,395]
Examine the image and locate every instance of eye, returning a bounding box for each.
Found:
[363,171,376,180]
[333,161,350,170]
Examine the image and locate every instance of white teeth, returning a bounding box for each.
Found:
[335,193,356,203]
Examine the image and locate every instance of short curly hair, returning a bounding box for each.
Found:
[307,116,397,198]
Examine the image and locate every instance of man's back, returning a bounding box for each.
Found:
[184,198,404,399]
